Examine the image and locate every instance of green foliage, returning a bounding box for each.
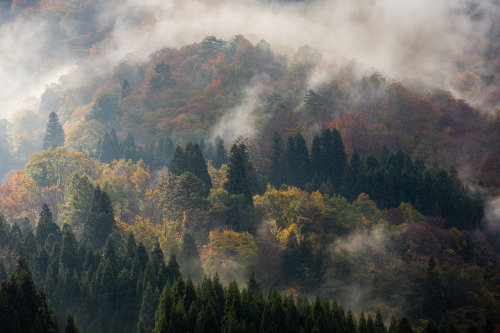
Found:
[59,173,95,229]
[43,112,65,150]
[225,143,253,205]
[87,93,121,125]
[83,186,115,249]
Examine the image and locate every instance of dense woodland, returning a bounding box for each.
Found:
[0,1,499,332]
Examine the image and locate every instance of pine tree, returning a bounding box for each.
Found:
[65,314,82,333]
[269,132,284,187]
[170,146,188,176]
[122,133,138,162]
[293,133,311,188]
[185,142,212,195]
[36,204,61,247]
[331,128,346,191]
[88,93,121,124]
[98,129,121,163]
[178,232,203,282]
[83,186,115,249]
[42,112,65,150]
[225,143,253,205]
[150,61,176,92]
[423,257,446,322]
[213,136,228,169]
[59,173,94,228]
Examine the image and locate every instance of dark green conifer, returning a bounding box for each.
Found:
[225,143,253,205]
[213,136,228,169]
[42,112,65,150]
[36,204,61,247]
[83,186,115,249]
[65,314,82,333]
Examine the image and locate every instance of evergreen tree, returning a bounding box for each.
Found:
[65,314,82,333]
[98,129,121,163]
[178,232,203,282]
[150,61,175,92]
[293,133,311,188]
[331,128,347,191]
[213,136,228,169]
[87,94,121,124]
[42,112,65,150]
[423,257,446,322]
[170,146,188,176]
[269,132,284,187]
[36,204,61,247]
[121,79,131,99]
[59,173,95,228]
[83,186,115,249]
[225,143,253,205]
[185,142,212,195]
[122,133,138,162]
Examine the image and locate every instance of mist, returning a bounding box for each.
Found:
[0,0,497,120]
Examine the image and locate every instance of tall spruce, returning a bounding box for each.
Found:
[83,186,115,249]
[213,136,228,169]
[225,143,253,205]
[331,128,347,191]
[42,112,65,150]
[270,132,284,187]
[36,204,61,247]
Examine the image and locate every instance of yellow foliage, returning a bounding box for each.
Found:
[118,215,183,254]
[201,229,258,275]
[399,202,425,223]
[207,162,228,189]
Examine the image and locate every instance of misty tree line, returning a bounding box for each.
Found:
[40,109,484,231]
[0,207,486,333]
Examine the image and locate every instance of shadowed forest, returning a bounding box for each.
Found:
[0,0,498,332]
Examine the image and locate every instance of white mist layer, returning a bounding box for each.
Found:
[209,74,271,144]
[0,0,497,119]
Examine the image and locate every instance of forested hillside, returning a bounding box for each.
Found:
[0,0,499,332]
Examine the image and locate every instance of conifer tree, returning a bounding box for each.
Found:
[42,112,65,150]
[59,173,94,228]
[213,136,228,169]
[269,132,284,187]
[83,186,115,249]
[122,133,138,162]
[331,128,347,191]
[36,204,61,247]
[225,143,253,205]
[185,142,212,195]
[97,128,121,163]
[423,257,446,322]
[293,133,311,188]
[178,232,203,282]
[65,314,82,333]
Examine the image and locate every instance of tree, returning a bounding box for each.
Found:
[150,61,175,92]
[269,132,284,187]
[213,136,228,169]
[83,186,115,248]
[185,142,212,195]
[178,232,203,282]
[59,173,95,229]
[65,314,82,333]
[42,112,65,150]
[98,129,121,163]
[225,143,253,205]
[87,93,121,124]
[160,173,207,226]
[36,204,61,247]
[331,128,347,191]
[423,257,445,322]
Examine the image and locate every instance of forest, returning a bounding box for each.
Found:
[0,0,499,332]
